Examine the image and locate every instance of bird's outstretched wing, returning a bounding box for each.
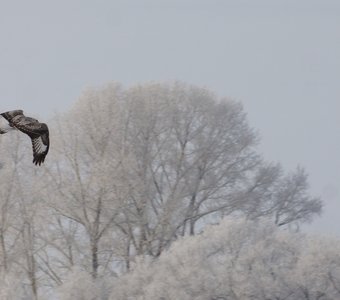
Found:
[1,110,50,165]
[30,129,50,165]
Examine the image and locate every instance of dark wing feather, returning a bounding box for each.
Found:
[31,133,49,165]
[11,116,50,165]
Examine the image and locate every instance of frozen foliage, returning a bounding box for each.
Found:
[57,268,100,300]
[111,217,340,300]
[0,272,27,300]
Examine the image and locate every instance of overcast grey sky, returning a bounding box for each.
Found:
[1,0,339,234]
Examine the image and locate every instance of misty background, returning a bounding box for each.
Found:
[0,0,339,234]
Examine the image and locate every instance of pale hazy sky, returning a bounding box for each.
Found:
[1,0,339,234]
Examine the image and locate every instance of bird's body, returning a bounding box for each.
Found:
[0,110,50,165]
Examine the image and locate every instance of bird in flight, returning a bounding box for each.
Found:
[0,110,50,165]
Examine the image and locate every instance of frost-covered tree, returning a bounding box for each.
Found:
[42,83,128,279]
[0,131,52,299]
[45,82,320,265]
[111,217,340,300]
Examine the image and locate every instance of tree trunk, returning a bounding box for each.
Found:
[91,239,98,279]
[189,218,195,236]
[0,230,7,271]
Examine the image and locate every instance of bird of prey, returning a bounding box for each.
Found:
[0,110,50,165]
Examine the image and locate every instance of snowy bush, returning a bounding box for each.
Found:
[111,217,340,300]
[57,268,100,300]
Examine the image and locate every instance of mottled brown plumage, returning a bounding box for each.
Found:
[0,110,50,165]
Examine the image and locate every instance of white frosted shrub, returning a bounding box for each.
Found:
[111,217,340,300]
[57,268,100,300]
